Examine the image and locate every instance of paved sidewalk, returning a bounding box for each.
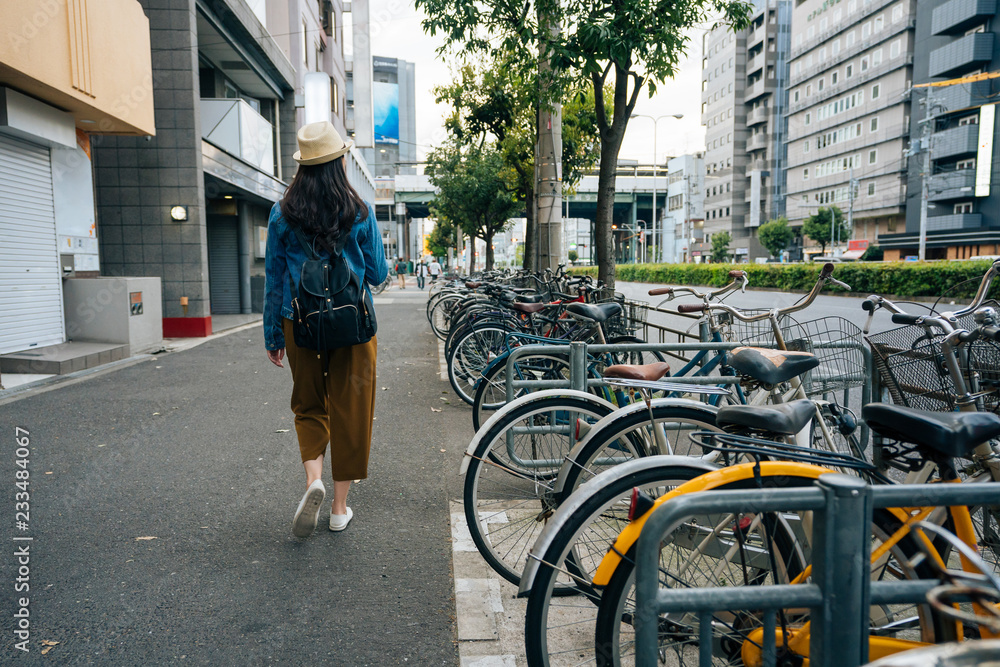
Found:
[0,288,470,665]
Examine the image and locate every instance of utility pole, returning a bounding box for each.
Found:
[535,0,562,271]
[917,90,937,262]
[846,166,856,251]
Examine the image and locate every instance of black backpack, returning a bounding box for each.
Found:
[288,225,376,351]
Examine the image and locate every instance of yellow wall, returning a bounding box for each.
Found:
[0,0,154,135]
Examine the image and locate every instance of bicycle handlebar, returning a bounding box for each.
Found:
[676,303,706,314]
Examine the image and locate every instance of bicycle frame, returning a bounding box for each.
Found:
[591,461,1000,664]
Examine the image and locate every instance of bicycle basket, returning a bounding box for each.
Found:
[867,319,1000,413]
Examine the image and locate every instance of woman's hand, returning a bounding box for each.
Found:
[267,349,285,368]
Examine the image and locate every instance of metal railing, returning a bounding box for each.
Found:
[633,475,1000,666]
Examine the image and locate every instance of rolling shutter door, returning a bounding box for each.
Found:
[0,133,64,355]
[207,217,240,314]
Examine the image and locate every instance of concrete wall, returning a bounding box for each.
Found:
[63,277,163,352]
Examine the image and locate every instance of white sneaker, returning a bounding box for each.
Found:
[292,480,326,538]
[329,507,353,532]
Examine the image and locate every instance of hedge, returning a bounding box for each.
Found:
[569,260,1000,300]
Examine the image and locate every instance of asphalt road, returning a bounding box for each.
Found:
[0,290,468,665]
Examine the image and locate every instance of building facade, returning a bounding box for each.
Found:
[880,0,1000,260]
[663,154,706,263]
[0,0,155,355]
[785,0,916,258]
[92,0,373,338]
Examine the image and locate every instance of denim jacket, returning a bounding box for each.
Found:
[263,200,388,351]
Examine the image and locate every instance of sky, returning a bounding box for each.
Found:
[362,0,713,168]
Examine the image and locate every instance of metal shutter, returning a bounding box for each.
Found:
[0,133,64,355]
[207,218,240,314]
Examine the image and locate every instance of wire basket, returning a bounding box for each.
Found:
[737,316,866,396]
[866,322,1000,413]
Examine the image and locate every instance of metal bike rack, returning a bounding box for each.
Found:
[633,475,1000,667]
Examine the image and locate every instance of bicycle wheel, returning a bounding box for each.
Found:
[592,476,956,666]
[558,403,722,501]
[448,325,514,405]
[472,352,576,433]
[522,458,716,667]
[429,293,464,340]
[463,395,616,586]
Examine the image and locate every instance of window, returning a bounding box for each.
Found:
[808,25,816,39]
[955,202,974,214]
[847,31,856,47]
[818,78,825,92]
[846,64,854,78]
[804,140,810,153]
[966,24,986,35]
[874,15,884,32]
[821,17,828,31]
[805,112,811,125]
[957,158,976,170]
[302,20,308,64]
[794,90,800,103]
[862,22,871,39]
[331,80,339,113]
[861,56,869,72]
[803,168,809,180]
[849,0,857,12]
[820,47,827,62]
[806,84,812,96]
[868,182,876,196]
[795,34,803,48]
[833,39,841,56]
[872,49,883,66]
[890,40,901,59]
[959,115,979,126]
[872,83,880,99]
[870,117,879,132]
[892,5,903,21]
[832,71,839,85]
[868,149,877,164]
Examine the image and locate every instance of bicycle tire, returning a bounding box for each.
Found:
[521,459,716,667]
[591,477,957,666]
[557,403,722,501]
[448,324,515,405]
[472,352,577,433]
[463,395,616,587]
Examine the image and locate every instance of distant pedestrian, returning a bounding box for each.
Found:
[263,121,388,538]
[429,258,441,283]
[417,260,428,289]
[395,257,407,289]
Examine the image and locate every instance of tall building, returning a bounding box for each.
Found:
[784,0,916,258]
[695,25,751,261]
[696,0,787,263]
[880,0,1000,260]
[0,0,155,357]
[92,0,373,338]
[663,154,706,263]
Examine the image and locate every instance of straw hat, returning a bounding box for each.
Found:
[293,121,354,165]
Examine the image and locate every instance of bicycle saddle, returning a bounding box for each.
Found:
[512,302,546,314]
[603,362,671,382]
[717,399,816,436]
[565,302,622,323]
[728,347,820,386]
[465,281,482,289]
[515,294,544,304]
[863,404,1000,460]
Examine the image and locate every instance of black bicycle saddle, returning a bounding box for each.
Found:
[728,347,820,386]
[863,403,1000,460]
[717,399,816,436]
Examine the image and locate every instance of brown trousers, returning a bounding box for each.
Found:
[282,318,377,480]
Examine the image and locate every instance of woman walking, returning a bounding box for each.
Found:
[263,121,388,538]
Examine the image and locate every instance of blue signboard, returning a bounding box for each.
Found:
[373,82,399,145]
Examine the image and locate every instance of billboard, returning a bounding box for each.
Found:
[373,81,399,145]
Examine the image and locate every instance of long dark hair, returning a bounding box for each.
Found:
[280,157,367,253]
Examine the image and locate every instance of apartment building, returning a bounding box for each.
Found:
[785,0,917,257]
[695,25,752,261]
[880,0,1000,260]
[663,154,706,263]
[0,0,155,356]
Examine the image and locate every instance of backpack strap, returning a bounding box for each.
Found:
[289,224,320,261]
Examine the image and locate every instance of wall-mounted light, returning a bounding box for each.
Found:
[170,205,188,221]
[223,195,233,199]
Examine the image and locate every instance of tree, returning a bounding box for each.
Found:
[711,231,732,263]
[426,138,519,272]
[427,217,457,260]
[434,54,604,271]
[758,217,794,259]
[802,206,850,257]
[415,0,754,287]
[568,249,578,264]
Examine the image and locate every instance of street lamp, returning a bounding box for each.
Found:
[630,113,684,263]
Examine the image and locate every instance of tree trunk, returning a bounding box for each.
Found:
[485,232,495,271]
[523,184,536,271]
[535,0,562,272]
[594,139,619,288]
[468,235,477,273]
